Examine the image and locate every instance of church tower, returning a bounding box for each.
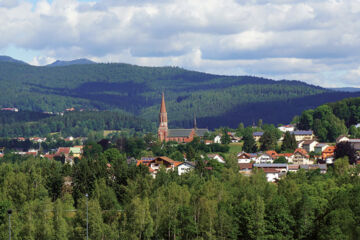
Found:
[158,92,168,141]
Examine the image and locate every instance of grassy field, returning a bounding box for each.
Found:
[229,142,242,154]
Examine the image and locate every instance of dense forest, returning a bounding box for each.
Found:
[1,60,360,128]
[0,111,154,138]
[297,97,360,142]
[0,140,359,240]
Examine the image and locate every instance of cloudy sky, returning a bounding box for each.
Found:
[0,0,359,87]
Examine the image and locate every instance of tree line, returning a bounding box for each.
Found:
[0,140,360,239]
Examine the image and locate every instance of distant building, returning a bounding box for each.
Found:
[278,124,295,132]
[137,156,183,178]
[290,130,314,141]
[253,132,264,141]
[158,93,208,143]
[1,107,18,112]
[177,162,195,175]
[302,140,319,153]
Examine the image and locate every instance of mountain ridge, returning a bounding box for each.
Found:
[0,59,359,128]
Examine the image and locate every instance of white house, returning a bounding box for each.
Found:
[255,153,274,164]
[177,162,195,175]
[278,124,295,132]
[237,152,256,163]
[207,154,225,164]
[302,140,319,153]
[214,135,221,144]
[336,135,349,143]
[253,164,288,182]
[290,131,314,141]
[314,143,329,155]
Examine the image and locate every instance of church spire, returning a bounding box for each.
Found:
[193,113,197,129]
[158,92,168,142]
[160,92,166,113]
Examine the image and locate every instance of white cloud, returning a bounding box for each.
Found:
[0,0,360,87]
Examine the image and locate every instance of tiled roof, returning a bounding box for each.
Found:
[278,153,293,157]
[294,148,309,157]
[195,129,209,137]
[168,129,192,137]
[265,150,278,159]
[253,132,264,136]
[239,163,253,169]
[302,140,317,145]
[291,130,313,135]
[323,146,336,153]
[254,163,288,168]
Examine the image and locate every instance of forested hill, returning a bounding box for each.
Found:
[1,60,360,128]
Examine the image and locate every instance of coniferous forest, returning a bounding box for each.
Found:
[1,61,360,128]
[0,142,359,240]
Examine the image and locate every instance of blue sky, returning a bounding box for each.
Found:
[0,0,360,87]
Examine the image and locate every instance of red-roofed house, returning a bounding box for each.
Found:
[293,148,311,164]
[137,156,183,178]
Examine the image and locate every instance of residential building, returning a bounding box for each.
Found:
[207,153,225,164]
[322,146,336,161]
[253,164,288,182]
[238,163,253,176]
[300,164,327,174]
[290,130,314,141]
[237,152,256,163]
[292,148,311,165]
[253,132,264,141]
[336,135,349,143]
[302,140,319,153]
[255,152,274,164]
[177,162,195,175]
[314,143,329,155]
[278,124,295,132]
[137,156,182,178]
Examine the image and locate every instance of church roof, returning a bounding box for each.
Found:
[168,129,193,137]
[167,128,209,137]
[195,128,209,137]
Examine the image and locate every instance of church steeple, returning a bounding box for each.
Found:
[158,92,168,141]
[193,113,197,129]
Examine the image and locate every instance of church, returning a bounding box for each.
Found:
[158,93,208,143]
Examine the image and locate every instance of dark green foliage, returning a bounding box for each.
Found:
[335,141,357,164]
[0,111,153,138]
[2,61,360,130]
[274,156,288,163]
[260,130,278,151]
[243,129,258,153]
[281,131,297,152]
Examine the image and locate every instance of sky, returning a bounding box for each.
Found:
[0,0,360,87]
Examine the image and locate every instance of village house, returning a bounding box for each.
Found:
[137,156,183,178]
[292,148,311,165]
[301,140,319,153]
[277,153,294,162]
[288,164,300,173]
[207,153,225,164]
[291,130,314,141]
[253,163,288,182]
[336,135,349,143]
[214,135,221,144]
[255,152,275,164]
[348,139,360,151]
[300,164,327,174]
[314,143,329,155]
[322,146,336,164]
[253,131,264,141]
[278,124,295,132]
[238,163,253,176]
[237,152,256,163]
[177,162,195,175]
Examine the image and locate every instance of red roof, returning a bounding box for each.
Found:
[56,147,71,155]
[323,146,336,153]
[294,148,309,158]
[265,150,278,159]
[278,153,293,158]
[44,154,55,159]
[239,163,253,170]
[26,152,37,156]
